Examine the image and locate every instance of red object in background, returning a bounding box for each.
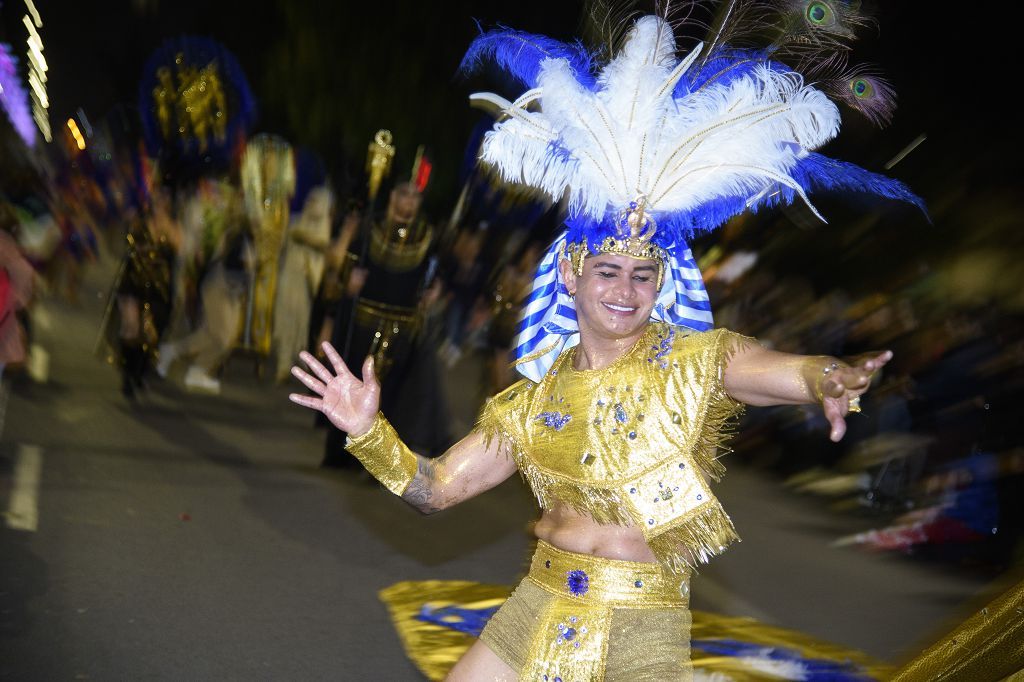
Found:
[415,158,432,193]
[179,512,192,522]
[0,268,11,327]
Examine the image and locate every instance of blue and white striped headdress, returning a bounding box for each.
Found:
[462,10,924,381]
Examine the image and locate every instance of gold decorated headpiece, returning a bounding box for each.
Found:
[567,197,667,288]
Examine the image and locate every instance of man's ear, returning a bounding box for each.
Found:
[558,256,577,295]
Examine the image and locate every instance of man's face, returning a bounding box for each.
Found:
[560,253,660,343]
[389,184,421,224]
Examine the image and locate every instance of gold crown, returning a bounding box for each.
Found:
[569,197,666,279]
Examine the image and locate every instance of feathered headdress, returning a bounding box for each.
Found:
[462,2,924,380]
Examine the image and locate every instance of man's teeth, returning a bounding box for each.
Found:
[604,303,636,312]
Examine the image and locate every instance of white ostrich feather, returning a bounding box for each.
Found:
[476,14,841,225]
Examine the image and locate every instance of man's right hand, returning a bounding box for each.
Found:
[289,343,380,437]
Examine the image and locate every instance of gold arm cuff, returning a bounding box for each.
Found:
[345,413,418,495]
[809,356,843,403]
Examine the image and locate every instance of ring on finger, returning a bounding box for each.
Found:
[847,396,862,414]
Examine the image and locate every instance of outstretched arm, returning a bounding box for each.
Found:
[399,430,516,514]
[723,336,892,442]
[289,344,517,513]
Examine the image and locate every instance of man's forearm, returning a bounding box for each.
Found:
[727,347,845,406]
[345,414,449,513]
[402,456,444,514]
[344,414,418,495]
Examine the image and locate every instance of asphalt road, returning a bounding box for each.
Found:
[0,258,997,680]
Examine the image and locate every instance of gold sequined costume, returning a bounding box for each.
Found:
[481,540,694,681]
[470,323,748,678]
[479,323,746,573]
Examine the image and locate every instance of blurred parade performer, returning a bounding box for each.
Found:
[320,148,449,467]
[291,5,923,679]
[156,189,251,393]
[273,186,333,383]
[101,187,178,399]
[0,208,35,383]
[238,135,295,364]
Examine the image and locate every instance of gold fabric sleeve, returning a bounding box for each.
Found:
[889,577,1024,681]
[345,413,418,496]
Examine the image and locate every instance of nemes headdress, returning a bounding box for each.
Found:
[461,4,924,380]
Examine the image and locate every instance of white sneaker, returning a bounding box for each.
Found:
[155,342,178,378]
[183,366,221,394]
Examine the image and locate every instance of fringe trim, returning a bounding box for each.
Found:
[517,458,636,526]
[688,329,750,482]
[647,502,741,575]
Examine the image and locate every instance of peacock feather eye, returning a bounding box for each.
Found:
[850,78,874,99]
[806,2,834,26]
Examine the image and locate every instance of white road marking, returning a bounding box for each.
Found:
[27,344,49,383]
[5,444,42,531]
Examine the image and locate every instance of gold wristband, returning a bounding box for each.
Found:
[344,413,418,496]
[811,357,844,402]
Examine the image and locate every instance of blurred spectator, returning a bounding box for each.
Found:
[273,186,333,383]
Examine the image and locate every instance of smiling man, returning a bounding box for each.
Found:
[290,230,889,679]
[289,8,921,680]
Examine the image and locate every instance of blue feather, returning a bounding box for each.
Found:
[676,48,774,97]
[692,639,877,681]
[460,27,597,89]
[748,153,928,218]
[415,603,501,638]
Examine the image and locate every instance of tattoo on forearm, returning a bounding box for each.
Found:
[402,457,441,514]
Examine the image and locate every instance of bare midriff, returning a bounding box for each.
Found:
[533,502,658,563]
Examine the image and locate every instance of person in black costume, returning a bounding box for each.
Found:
[320,181,450,468]
[109,189,178,399]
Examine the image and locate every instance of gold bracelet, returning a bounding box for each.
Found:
[811,357,848,402]
[345,413,418,495]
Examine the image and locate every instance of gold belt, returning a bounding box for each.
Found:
[527,540,690,607]
[354,298,418,327]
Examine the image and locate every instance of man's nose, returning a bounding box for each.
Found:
[613,278,637,299]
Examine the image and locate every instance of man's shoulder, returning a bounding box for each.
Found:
[490,377,537,404]
[658,324,755,366]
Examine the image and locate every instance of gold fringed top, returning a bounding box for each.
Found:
[476,323,752,574]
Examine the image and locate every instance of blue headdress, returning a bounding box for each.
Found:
[462,6,924,381]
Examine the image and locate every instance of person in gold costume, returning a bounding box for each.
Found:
[291,8,924,679]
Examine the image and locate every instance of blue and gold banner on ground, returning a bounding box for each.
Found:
[379,580,891,681]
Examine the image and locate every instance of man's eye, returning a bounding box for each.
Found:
[633,276,652,283]
[596,271,616,278]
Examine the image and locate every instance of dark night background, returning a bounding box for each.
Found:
[3,0,1014,218]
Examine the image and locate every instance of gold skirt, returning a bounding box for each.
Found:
[479,540,693,681]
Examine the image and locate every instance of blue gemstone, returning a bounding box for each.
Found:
[567,570,590,596]
[628,431,637,439]
[697,494,703,500]
[635,580,644,588]
[545,560,551,568]
[564,627,576,641]
[614,404,627,423]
